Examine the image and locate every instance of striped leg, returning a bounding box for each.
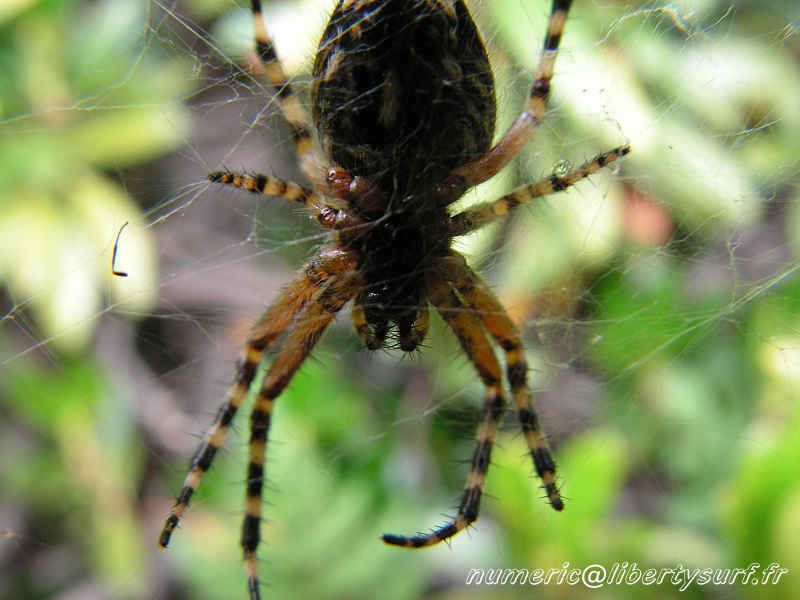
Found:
[243,268,361,600]
[449,145,630,236]
[158,247,356,549]
[383,279,506,547]
[208,170,361,230]
[251,0,317,178]
[443,253,563,510]
[445,0,572,192]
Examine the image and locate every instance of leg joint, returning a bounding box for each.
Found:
[507,359,528,388]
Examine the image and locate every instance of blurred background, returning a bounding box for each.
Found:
[1,0,799,598]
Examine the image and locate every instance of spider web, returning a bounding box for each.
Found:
[1,1,799,599]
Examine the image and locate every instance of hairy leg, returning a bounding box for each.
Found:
[158,247,358,548]
[442,253,563,509]
[444,0,573,192]
[207,170,361,230]
[383,276,505,547]
[251,0,317,179]
[449,145,630,235]
[243,266,361,599]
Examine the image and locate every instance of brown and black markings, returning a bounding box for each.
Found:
[159,1,629,598]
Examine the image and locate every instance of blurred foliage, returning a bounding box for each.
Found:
[2,1,800,599]
[0,0,183,352]
[5,358,145,597]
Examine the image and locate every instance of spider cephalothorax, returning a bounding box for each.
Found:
[159,1,629,598]
[356,208,448,350]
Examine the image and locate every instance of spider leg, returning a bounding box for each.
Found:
[383,278,505,548]
[442,253,563,509]
[158,247,357,549]
[251,0,318,180]
[449,145,630,235]
[207,170,361,230]
[444,0,572,192]
[242,267,361,600]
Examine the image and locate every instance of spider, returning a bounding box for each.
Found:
[159,1,629,598]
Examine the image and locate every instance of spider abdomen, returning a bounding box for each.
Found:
[311,0,496,198]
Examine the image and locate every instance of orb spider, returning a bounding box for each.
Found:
[159,1,629,597]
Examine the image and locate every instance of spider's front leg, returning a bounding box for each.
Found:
[383,277,507,547]
[157,246,357,549]
[442,253,563,509]
[242,263,361,599]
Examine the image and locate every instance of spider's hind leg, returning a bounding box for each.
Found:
[250,0,317,179]
[445,0,573,191]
